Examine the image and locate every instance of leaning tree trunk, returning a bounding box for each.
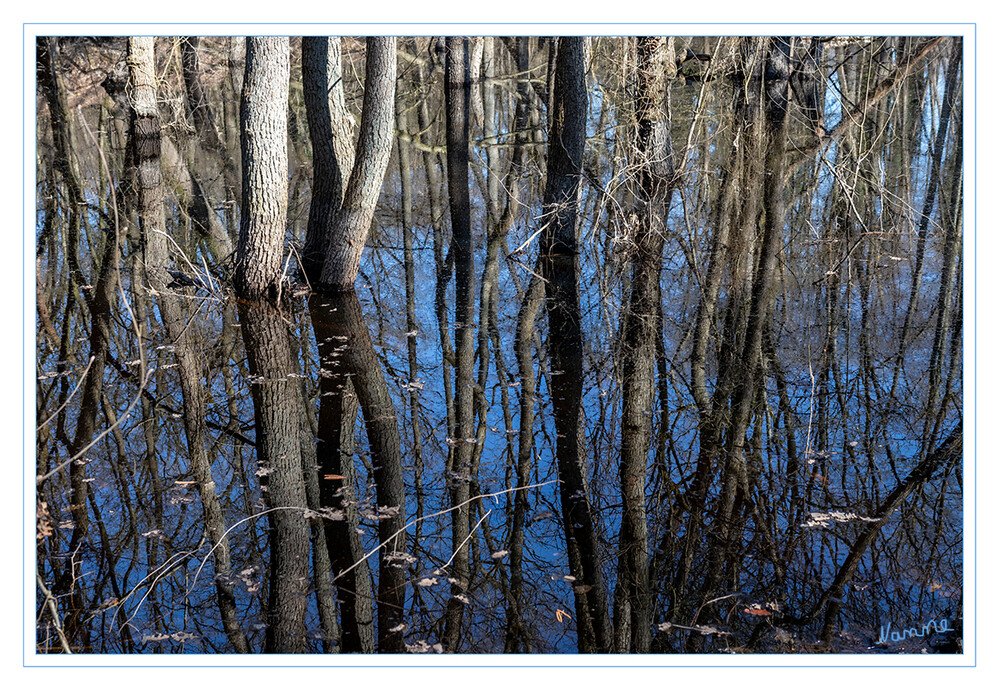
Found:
[810,424,962,642]
[234,37,289,299]
[309,294,376,653]
[310,292,407,652]
[318,37,396,291]
[301,36,355,283]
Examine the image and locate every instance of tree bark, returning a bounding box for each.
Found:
[318,37,397,291]
[234,37,289,299]
[301,37,356,283]
[238,300,311,654]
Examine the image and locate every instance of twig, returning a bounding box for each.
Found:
[38,110,149,487]
[37,356,94,430]
[440,509,491,572]
[36,571,73,654]
[116,536,208,634]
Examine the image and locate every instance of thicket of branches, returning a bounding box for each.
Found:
[34,35,962,655]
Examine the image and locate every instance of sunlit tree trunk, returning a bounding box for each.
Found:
[318,37,397,291]
[234,37,289,299]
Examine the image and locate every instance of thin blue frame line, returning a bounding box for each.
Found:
[972,21,977,671]
[22,21,27,673]
[24,27,975,668]
[21,662,978,668]
[21,22,976,25]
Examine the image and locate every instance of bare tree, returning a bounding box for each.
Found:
[442,35,474,653]
[126,36,251,654]
[234,37,289,298]
[540,36,613,654]
[614,36,676,654]
[316,37,397,291]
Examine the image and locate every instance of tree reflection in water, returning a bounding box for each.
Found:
[34,35,964,655]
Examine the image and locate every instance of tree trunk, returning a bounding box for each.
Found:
[238,300,311,654]
[309,291,407,652]
[234,37,289,299]
[126,36,251,654]
[301,37,356,283]
[180,36,238,196]
[318,37,397,291]
[540,36,613,654]
[309,294,376,653]
[443,36,475,653]
[614,36,675,654]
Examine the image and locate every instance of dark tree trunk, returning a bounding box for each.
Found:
[180,36,238,198]
[540,36,613,654]
[309,293,376,653]
[308,292,407,652]
[813,424,962,642]
[238,299,311,654]
[395,89,426,561]
[181,37,224,153]
[504,35,538,655]
[443,35,474,653]
[37,36,94,650]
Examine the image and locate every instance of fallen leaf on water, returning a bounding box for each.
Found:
[744,607,772,616]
